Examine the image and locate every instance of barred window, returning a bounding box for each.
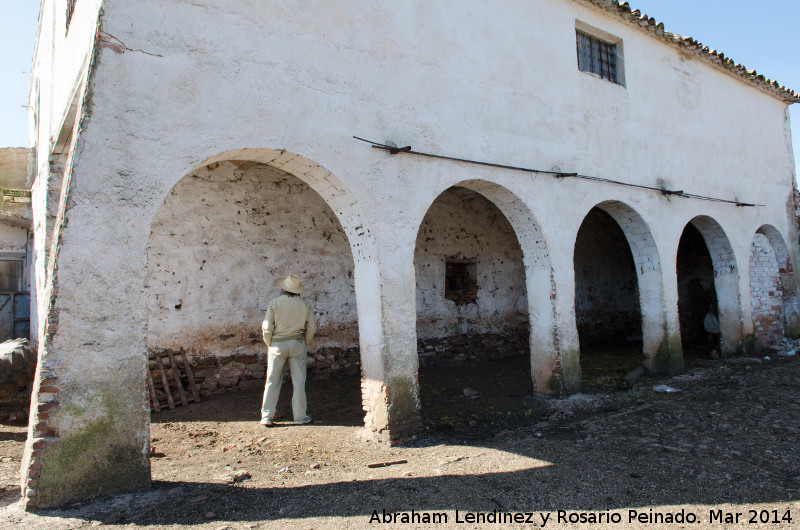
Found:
[576,30,619,84]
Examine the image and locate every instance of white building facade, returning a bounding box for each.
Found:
[21,0,798,508]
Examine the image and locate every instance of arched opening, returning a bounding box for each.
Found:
[573,207,641,389]
[750,225,799,347]
[413,182,553,433]
[677,217,741,357]
[677,224,716,354]
[146,155,364,426]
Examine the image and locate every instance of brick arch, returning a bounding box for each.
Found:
[750,224,797,347]
[581,200,673,373]
[148,148,388,434]
[683,216,742,354]
[415,179,558,393]
[755,225,790,271]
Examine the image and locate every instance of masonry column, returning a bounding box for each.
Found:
[741,237,759,353]
[372,241,421,444]
[548,242,581,394]
[659,246,685,374]
[20,157,151,509]
[526,265,560,395]
[352,257,392,439]
[716,261,744,356]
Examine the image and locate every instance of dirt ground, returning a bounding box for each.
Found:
[0,350,799,529]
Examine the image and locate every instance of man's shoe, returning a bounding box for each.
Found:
[260,418,273,426]
[293,416,312,425]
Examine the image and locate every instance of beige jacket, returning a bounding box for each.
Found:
[262,294,317,346]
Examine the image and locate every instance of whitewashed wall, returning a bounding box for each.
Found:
[148,177,531,362]
[415,187,527,340]
[28,0,103,347]
[23,0,799,508]
[147,163,357,357]
[0,225,29,256]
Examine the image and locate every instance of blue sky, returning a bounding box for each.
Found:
[1,2,39,148]
[1,1,797,179]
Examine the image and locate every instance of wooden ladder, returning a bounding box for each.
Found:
[146,349,200,412]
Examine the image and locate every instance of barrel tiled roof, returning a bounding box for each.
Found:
[580,0,799,104]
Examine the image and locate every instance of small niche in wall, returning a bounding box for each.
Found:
[445,260,478,305]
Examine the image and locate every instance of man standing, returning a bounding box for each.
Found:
[260,274,317,426]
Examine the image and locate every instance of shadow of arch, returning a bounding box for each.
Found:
[574,200,674,377]
[750,224,799,346]
[145,148,387,433]
[680,216,742,354]
[413,178,558,394]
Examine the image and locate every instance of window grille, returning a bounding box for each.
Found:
[576,30,618,84]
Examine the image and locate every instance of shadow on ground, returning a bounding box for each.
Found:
[28,353,800,526]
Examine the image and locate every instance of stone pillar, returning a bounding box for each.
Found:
[353,258,391,438]
[370,243,421,444]
[658,250,685,374]
[20,160,151,510]
[715,263,744,356]
[549,244,581,394]
[526,266,560,395]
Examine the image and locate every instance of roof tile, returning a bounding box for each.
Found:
[580,0,799,103]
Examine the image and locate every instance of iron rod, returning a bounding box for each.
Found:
[353,136,760,207]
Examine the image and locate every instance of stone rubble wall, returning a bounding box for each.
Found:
[417,328,529,366]
[158,328,529,400]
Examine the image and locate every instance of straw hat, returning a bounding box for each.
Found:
[278,274,305,294]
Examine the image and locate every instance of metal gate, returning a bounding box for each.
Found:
[0,258,29,341]
[0,292,29,341]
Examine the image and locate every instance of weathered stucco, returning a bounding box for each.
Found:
[0,225,29,255]
[23,0,799,509]
[147,163,358,358]
[415,187,527,342]
[0,148,30,190]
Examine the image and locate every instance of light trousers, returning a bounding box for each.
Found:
[261,339,307,422]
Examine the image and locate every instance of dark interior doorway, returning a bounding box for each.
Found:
[574,208,642,389]
[677,223,718,355]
